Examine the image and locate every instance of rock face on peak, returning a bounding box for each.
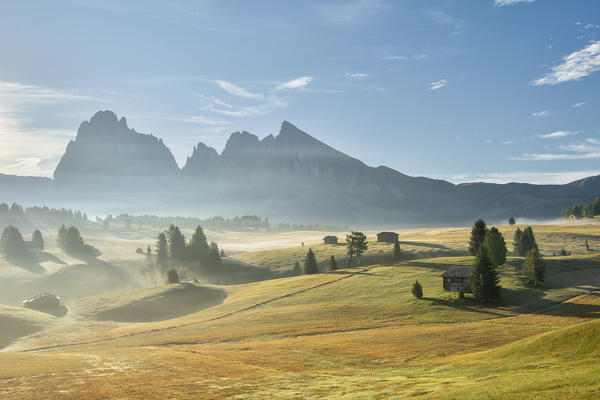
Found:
[54,111,179,182]
[41,111,600,224]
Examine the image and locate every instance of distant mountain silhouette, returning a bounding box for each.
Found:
[2,110,600,225]
[54,111,179,182]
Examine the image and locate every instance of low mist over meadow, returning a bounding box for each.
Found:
[1,1,600,399]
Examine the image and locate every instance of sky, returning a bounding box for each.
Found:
[0,0,599,184]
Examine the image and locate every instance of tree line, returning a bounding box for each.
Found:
[152,225,223,279]
[0,202,89,229]
[561,197,600,219]
[103,213,345,233]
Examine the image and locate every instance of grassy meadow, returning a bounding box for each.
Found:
[0,220,600,398]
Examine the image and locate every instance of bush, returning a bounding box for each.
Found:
[411,280,423,299]
[167,269,180,284]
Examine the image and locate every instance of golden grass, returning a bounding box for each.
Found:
[2,222,600,398]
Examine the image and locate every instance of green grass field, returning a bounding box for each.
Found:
[1,222,600,398]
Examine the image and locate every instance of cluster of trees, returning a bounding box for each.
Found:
[57,225,95,255]
[0,202,89,228]
[513,227,537,257]
[153,225,222,272]
[561,197,600,219]
[0,226,44,257]
[468,219,505,302]
[106,213,345,233]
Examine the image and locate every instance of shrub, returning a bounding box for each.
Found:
[411,280,423,299]
[167,269,180,284]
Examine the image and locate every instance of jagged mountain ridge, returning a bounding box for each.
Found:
[3,110,600,224]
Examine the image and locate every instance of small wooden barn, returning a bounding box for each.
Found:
[442,266,472,293]
[376,231,398,243]
[323,235,338,244]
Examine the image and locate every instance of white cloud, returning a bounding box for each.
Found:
[436,170,600,185]
[539,130,579,139]
[532,110,550,117]
[314,0,386,24]
[512,138,600,161]
[494,0,535,6]
[533,41,600,85]
[0,80,104,103]
[275,76,313,90]
[429,79,447,90]
[382,53,428,61]
[572,102,586,107]
[215,80,263,99]
[345,72,368,80]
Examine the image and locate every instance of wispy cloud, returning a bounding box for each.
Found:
[429,79,448,90]
[425,10,465,34]
[533,41,600,85]
[314,0,386,24]
[512,137,600,161]
[0,80,105,103]
[215,80,263,99]
[382,53,428,61]
[435,170,600,185]
[532,110,550,118]
[345,72,368,80]
[275,76,313,90]
[494,0,535,7]
[572,102,586,107]
[539,130,579,139]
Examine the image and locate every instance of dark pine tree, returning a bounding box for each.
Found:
[167,225,187,263]
[329,255,337,271]
[393,240,402,260]
[0,226,27,257]
[470,246,501,302]
[483,227,507,266]
[57,224,67,251]
[519,226,538,257]
[304,248,319,274]
[411,280,423,299]
[155,232,169,270]
[32,229,44,251]
[188,225,209,263]
[513,228,523,256]
[523,248,545,286]
[207,242,222,270]
[468,218,488,256]
[293,261,302,275]
[508,216,516,225]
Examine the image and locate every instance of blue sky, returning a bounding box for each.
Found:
[1,0,599,184]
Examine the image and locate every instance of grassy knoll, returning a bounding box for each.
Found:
[1,222,600,398]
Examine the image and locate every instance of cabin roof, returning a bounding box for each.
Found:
[323,235,338,239]
[377,231,398,236]
[442,265,472,278]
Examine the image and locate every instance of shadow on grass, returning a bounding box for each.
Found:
[422,297,512,318]
[3,255,46,274]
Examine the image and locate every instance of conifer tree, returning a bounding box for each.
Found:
[519,226,538,257]
[469,218,488,255]
[32,229,44,251]
[207,242,222,269]
[57,225,67,251]
[167,225,187,262]
[64,227,85,254]
[346,231,368,267]
[155,232,169,270]
[411,280,423,299]
[329,255,337,271]
[483,227,507,266]
[393,240,401,260]
[0,225,26,257]
[188,225,209,263]
[470,246,501,302]
[594,197,600,216]
[146,245,152,255]
[513,228,523,256]
[293,261,302,275]
[304,248,319,274]
[508,216,516,225]
[523,247,545,286]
